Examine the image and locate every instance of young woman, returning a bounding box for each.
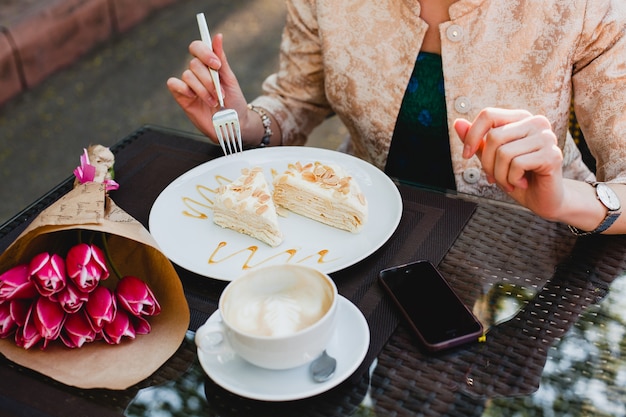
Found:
[167,0,626,235]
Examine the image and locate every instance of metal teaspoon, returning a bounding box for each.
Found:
[309,350,337,383]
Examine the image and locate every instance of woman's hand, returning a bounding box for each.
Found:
[167,34,250,143]
[453,108,566,220]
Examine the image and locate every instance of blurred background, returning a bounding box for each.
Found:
[0,0,345,225]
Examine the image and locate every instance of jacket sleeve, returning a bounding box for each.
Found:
[572,0,626,183]
[250,0,334,146]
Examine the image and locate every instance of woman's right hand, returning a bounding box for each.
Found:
[167,34,250,143]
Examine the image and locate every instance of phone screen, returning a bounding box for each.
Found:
[379,260,483,351]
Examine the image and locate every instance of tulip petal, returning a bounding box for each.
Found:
[10,299,31,327]
[104,179,120,191]
[34,297,66,341]
[29,253,50,275]
[61,310,97,348]
[55,281,89,314]
[132,315,151,335]
[15,305,42,349]
[73,148,97,184]
[66,244,109,292]
[29,253,67,297]
[66,243,91,278]
[116,276,161,317]
[89,244,108,273]
[0,303,17,338]
[102,309,135,344]
[86,286,116,330]
[0,264,37,301]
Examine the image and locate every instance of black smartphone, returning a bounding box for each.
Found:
[379,260,484,352]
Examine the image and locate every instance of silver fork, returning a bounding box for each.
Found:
[196,13,243,155]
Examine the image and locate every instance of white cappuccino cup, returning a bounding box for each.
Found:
[195,265,338,370]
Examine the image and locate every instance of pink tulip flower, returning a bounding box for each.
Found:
[0,264,38,302]
[61,310,97,348]
[29,253,67,297]
[102,309,135,344]
[10,299,31,328]
[66,243,109,293]
[73,149,97,185]
[132,315,151,335]
[53,280,89,314]
[73,148,119,191]
[85,286,116,330]
[15,306,43,349]
[0,299,29,338]
[116,276,161,317]
[104,180,120,192]
[0,302,16,338]
[33,296,66,342]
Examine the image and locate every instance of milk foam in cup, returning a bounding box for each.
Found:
[195,265,338,370]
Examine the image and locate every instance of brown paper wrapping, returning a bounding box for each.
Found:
[0,183,190,390]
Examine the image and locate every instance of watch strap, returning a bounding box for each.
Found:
[569,181,621,236]
[569,211,621,236]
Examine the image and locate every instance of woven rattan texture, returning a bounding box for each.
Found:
[369,202,626,416]
[3,127,626,416]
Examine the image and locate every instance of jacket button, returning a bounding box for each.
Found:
[454,96,471,114]
[446,25,464,42]
[462,168,481,184]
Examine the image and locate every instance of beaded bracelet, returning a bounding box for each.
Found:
[247,104,273,147]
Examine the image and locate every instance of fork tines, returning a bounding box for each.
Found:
[213,108,243,155]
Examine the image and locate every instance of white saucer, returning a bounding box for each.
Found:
[196,296,370,401]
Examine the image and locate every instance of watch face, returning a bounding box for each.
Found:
[596,183,621,211]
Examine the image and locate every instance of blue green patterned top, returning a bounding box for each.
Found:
[385,52,455,190]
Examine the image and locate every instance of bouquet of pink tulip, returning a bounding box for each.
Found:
[0,145,189,389]
[0,238,161,349]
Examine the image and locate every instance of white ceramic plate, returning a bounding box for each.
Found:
[196,296,370,401]
[149,147,402,281]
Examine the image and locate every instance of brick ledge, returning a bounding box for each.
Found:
[0,0,179,106]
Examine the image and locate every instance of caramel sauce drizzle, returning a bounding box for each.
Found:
[182,176,230,218]
[179,174,339,270]
[209,243,339,270]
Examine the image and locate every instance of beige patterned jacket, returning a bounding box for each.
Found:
[251,0,626,201]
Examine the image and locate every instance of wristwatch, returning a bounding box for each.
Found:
[569,182,621,236]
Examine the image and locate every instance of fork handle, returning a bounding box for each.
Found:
[196,13,225,107]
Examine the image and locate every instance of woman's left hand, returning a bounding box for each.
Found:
[454,107,565,220]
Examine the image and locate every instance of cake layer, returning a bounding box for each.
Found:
[213,167,283,247]
[273,161,368,233]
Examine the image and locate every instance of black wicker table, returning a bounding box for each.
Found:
[1,126,625,417]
